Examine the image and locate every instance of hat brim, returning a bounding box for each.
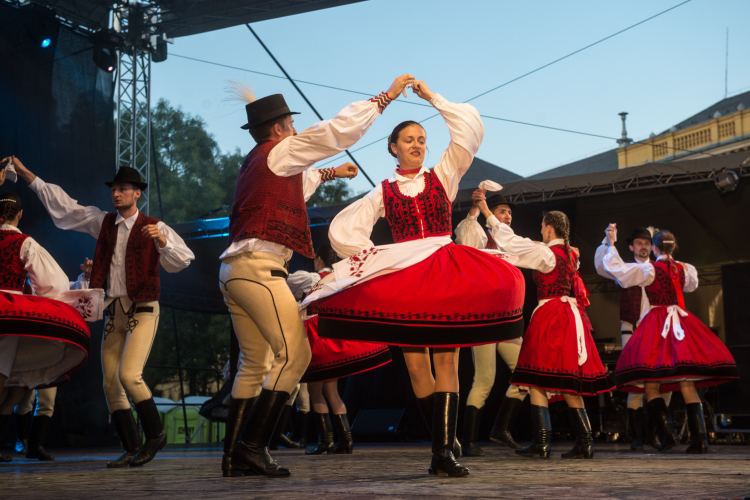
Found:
[105,181,148,191]
[488,201,516,212]
[240,111,300,130]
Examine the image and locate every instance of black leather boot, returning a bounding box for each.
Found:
[645,409,660,449]
[270,405,304,449]
[107,409,142,468]
[0,414,12,462]
[332,413,353,454]
[646,398,679,452]
[416,394,462,458]
[130,398,167,467]
[25,415,55,461]
[230,389,291,477]
[14,410,32,454]
[293,411,309,448]
[428,392,468,477]
[489,396,523,449]
[460,405,484,456]
[515,404,551,458]
[628,408,644,451]
[685,402,709,454]
[561,408,594,459]
[306,412,334,455]
[222,397,256,477]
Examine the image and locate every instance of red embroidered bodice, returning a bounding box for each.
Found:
[619,258,652,326]
[381,171,452,243]
[90,212,162,302]
[0,230,30,291]
[227,140,314,258]
[484,228,498,250]
[645,260,686,307]
[533,245,577,301]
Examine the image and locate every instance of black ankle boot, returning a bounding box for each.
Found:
[416,394,462,458]
[107,409,142,468]
[428,392,469,477]
[271,405,304,449]
[489,397,523,449]
[222,397,256,477]
[332,413,353,454]
[515,404,551,458]
[628,408,644,451]
[25,416,54,461]
[460,405,484,456]
[0,414,12,462]
[14,410,32,454]
[561,408,594,459]
[306,412,334,455]
[230,389,291,477]
[685,402,709,454]
[646,398,679,452]
[130,398,167,467]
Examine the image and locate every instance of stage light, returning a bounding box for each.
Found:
[41,38,51,48]
[93,45,117,73]
[714,169,739,194]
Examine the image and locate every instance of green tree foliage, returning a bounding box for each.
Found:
[306,179,351,207]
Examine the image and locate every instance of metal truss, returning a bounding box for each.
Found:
[114,2,158,215]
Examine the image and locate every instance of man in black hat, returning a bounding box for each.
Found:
[454,187,526,456]
[595,226,670,451]
[219,76,414,479]
[12,157,195,468]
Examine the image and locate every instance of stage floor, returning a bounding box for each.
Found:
[2,442,749,499]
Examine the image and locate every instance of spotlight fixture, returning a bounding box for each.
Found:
[93,45,117,73]
[713,169,739,194]
[41,38,51,48]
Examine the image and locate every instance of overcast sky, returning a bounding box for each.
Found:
[150,0,750,194]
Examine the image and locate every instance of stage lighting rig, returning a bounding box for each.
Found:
[90,29,123,73]
[714,169,740,194]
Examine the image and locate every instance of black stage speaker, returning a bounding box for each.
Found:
[351,409,405,441]
[717,346,750,413]
[721,261,750,347]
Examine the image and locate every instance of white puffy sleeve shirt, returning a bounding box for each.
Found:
[29,177,195,298]
[488,222,557,272]
[329,94,484,258]
[287,270,322,302]
[0,224,69,297]
[454,212,488,249]
[594,240,698,292]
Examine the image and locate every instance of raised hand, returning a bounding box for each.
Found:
[605,223,617,246]
[471,188,487,207]
[142,224,167,248]
[80,257,93,280]
[412,80,435,102]
[386,74,416,100]
[10,156,36,184]
[334,162,358,180]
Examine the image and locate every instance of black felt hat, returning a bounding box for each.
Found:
[626,227,652,244]
[485,193,516,212]
[105,166,147,191]
[240,94,300,130]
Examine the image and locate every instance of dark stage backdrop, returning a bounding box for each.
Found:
[0,3,117,448]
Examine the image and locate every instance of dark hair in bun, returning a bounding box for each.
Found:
[387,120,424,158]
[315,243,338,268]
[653,230,677,255]
[0,192,22,223]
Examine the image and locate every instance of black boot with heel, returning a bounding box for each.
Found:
[25,415,55,461]
[332,413,353,454]
[428,392,469,477]
[489,397,523,449]
[306,412,334,455]
[222,397,256,477]
[107,409,142,468]
[561,408,594,459]
[129,398,167,467]
[685,402,709,454]
[646,397,679,452]
[416,393,462,458]
[460,405,484,456]
[14,410,32,455]
[515,404,551,458]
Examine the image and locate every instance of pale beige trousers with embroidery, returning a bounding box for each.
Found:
[466,337,526,408]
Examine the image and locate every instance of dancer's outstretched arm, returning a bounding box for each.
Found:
[490,222,556,272]
[594,224,654,288]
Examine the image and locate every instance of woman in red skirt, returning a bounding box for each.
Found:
[597,225,738,453]
[0,188,102,461]
[491,211,614,459]
[288,244,391,456]
[302,81,525,477]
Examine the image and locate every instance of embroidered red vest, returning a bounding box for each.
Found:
[484,228,498,250]
[533,245,576,301]
[0,230,30,291]
[619,257,652,326]
[645,260,686,307]
[381,171,452,243]
[227,141,314,259]
[90,212,162,302]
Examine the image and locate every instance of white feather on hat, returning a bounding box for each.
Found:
[223,79,257,104]
[646,226,659,237]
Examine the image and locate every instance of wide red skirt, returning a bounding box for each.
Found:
[317,243,525,347]
[0,292,90,387]
[510,299,614,395]
[615,306,738,392]
[300,316,392,383]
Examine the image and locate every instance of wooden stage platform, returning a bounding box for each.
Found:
[2,442,749,499]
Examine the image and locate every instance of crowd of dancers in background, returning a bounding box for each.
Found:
[0,73,738,478]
